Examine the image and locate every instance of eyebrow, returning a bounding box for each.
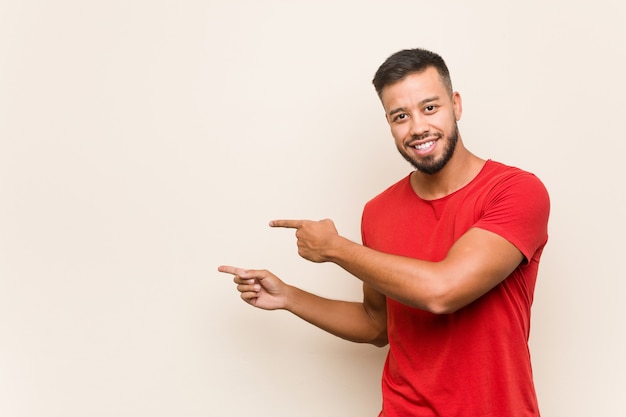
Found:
[388,96,440,117]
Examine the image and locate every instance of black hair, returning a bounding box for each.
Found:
[372,48,453,98]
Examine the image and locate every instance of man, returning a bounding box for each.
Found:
[219,48,549,416]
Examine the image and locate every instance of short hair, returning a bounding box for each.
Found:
[372,48,453,98]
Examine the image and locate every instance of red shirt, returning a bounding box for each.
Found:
[361,160,549,417]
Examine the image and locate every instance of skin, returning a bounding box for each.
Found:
[218,67,524,346]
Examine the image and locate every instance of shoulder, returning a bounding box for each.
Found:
[479,160,549,204]
[364,173,413,210]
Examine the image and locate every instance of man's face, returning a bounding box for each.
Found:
[380,67,462,175]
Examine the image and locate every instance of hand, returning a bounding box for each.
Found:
[270,219,340,263]
[217,265,288,310]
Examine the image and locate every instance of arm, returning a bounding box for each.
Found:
[217,266,388,346]
[270,220,523,314]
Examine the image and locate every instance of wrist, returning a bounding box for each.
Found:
[323,235,352,263]
[283,284,298,312]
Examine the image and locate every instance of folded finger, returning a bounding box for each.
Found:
[236,282,260,293]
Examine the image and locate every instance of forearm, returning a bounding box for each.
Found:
[328,238,443,312]
[284,285,387,346]
[326,228,523,314]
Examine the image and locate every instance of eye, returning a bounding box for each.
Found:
[393,113,408,122]
[424,105,437,114]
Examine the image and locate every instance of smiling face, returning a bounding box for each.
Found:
[381,67,463,175]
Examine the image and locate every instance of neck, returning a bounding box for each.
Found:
[410,140,485,200]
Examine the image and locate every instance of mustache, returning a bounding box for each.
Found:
[408,132,442,143]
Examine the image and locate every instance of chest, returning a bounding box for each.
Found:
[362,189,487,261]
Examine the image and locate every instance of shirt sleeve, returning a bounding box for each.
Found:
[474,172,550,263]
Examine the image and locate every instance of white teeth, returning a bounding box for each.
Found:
[414,140,435,150]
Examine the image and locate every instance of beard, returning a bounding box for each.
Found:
[398,123,459,175]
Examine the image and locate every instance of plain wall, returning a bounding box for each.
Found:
[1,1,625,416]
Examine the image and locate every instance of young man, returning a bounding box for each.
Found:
[219,48,550,416]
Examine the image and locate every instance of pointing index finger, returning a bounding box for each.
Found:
[269,219,303,229]
[217,265,248,277]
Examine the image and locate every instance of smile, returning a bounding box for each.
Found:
[414,140,436,150]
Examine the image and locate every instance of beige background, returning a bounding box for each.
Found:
[1,0,625,416]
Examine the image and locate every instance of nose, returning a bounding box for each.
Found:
[409,114,429,138]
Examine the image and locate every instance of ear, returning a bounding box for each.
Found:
[452,92,463,121]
